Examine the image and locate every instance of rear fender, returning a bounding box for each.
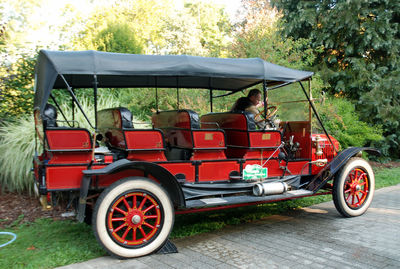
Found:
[77,159,185,222]
[306,147,380,192]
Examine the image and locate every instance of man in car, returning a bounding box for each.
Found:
[231,89,266,128]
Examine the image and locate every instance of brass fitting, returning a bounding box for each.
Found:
[39,195,52,210]
[315,135,323,156]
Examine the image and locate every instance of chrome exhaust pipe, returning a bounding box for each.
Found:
[253,182,288,196]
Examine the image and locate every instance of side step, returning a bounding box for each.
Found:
[185,189,314,209]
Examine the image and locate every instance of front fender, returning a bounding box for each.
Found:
[329,147,380,175]
[306,147,380,192]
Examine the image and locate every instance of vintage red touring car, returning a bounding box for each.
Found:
[33,50,379,258]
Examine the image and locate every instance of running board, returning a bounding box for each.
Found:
[185,189,314,209]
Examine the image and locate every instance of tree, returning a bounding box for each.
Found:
[74,0,232,57]
[0,54,36,120]
[272,0,400,158]
[184,1,232,57]
[230,1,315,69]
[74,0,170,54]
[159,8,208,56]
[94,21,143,54]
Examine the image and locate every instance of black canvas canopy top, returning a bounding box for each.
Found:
[34,50,313,114]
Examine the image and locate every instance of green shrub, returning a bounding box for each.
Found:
[316,96,383,149]
[0,95,125,193]
[0,54,36,121]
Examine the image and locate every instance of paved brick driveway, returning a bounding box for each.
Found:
[60,184,400,269]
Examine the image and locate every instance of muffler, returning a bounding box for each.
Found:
[253,182,288,196]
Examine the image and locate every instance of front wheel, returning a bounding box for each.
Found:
[333,157,375,217]
[93,177,174,258]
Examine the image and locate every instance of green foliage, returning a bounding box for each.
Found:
[73,1,166,52]
[230,2,316,70]
[317,96,383,149]
[0,0,42,56]
[358,71,400,158]
[184,1,232,57]
[0,95,121,193]
[272,0,400,158]
[0,54,36,120]
[272,0,399,94]
[74,0,232,57]
[74,12,144,54]
[94,21,143,54]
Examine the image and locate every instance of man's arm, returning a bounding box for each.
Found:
[245,106,266,129]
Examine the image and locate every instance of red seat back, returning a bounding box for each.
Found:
[152,110,200,148]
[124,130,167,161]
[152,110,227,160]
[201,112,281,159]
[45,128,93,164]
[46,129,92,150]
[98,108,167,161]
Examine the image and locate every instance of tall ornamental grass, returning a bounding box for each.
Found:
[0,116,37,193]
[0,95,130,194]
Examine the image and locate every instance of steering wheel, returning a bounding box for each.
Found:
[255,106,278,122]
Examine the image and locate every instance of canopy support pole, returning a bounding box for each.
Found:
[262,80,267,130]
[176,77,179,110]
[209,78,213,112]
[155,77,159,113]
[299,81,337,153]
[71,88,75,127]
[60,74,95,129]
[308,78,312,130]
[209,90,213,112]
[50,94,72,127]
[93,75,98,129]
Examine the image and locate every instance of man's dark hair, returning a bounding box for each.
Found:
[230,97,251,112]
[247,89,261,98]
[230,89,262,112]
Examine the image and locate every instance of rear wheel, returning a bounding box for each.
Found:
[93,177,174,258]
[333,157,375,217]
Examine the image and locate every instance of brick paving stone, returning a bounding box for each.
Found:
[151,254,192,269]
[178,248,224,266]
[110,261,150,269]
[136,256,170,269]
[215,263,238,269]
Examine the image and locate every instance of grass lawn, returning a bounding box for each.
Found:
[1,166,399,268]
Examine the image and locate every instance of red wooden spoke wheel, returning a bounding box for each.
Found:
[107,191,163,247]
[93,177,174,258]
[333,157,375,217]
[343,168,369,209]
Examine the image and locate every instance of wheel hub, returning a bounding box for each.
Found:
[127,209,144,227]
[350,182,360,194]
[131,214,141,224]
